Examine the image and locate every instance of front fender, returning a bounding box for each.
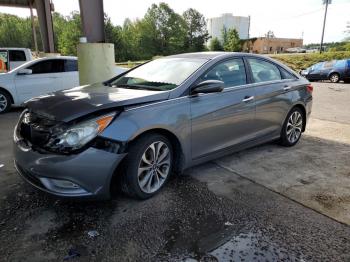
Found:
[99,97,192,164]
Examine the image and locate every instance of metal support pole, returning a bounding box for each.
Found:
[79,0,105,43]
[35,0,54,53]
[320,0,330,53]
[29,1,39,53]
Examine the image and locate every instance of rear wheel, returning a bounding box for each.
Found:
[279,107,304,147]
[120,134,173,199]
[329,73,340,83]
[344,79,350,83]
[0,90,11,114]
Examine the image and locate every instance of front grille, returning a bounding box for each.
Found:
[17,111,59,147]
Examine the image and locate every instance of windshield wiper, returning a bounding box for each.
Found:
[115,84,163,91]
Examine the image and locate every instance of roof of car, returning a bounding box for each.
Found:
[167,51,270,60]
[34,56,77,61]
[0,47,31,51]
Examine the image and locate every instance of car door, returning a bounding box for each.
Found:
[246,57,295,138]
[190,58,256,160]
[62,59,79,90]
[307,62,323,80]
[14,59,64,103]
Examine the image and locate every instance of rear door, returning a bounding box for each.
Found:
[9,50,27,70]
[246,57,295,138]
[14,59,64,103]
[190,58,256,160]
[62,59,79,90]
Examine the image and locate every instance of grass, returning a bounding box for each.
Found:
[269,51,350,72]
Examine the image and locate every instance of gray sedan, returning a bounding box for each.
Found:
[13,52,313,200]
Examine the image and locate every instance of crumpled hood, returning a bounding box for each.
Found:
[25,83,169,122]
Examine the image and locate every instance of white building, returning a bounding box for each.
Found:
[207,13,250,43]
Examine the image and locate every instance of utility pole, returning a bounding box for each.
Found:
[320,0,331,53]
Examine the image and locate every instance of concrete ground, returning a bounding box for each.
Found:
[0,82,349,261]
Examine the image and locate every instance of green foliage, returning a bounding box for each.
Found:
[183,8,209,52]
[209,37,223,51]
[0,13,36,49]
[53,12,82,56]
[0,3,209,62]
[223,28,242,52]
[270,52,350,72]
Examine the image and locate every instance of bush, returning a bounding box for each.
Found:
[270,51,350,72]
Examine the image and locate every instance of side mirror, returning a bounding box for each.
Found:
[192,80,224,95]
[17,69,32,75]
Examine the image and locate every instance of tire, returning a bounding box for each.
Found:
[0,90,11,114]
[329,73,340,83]
[344,79,350,84]
[279,107,304,147]
[120,133,173,199]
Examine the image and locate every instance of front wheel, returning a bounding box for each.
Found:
[329,73,340,83]
[121,134,173,199]
[0,90,11,114]
[279,108,304,147]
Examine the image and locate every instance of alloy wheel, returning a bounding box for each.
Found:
[137,141,171,194]
[330,74,339,83]
[286,111,303,144]
[0,94,8,112]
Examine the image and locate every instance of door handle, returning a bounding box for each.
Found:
[242,96,254,102]
[283,86,291,91]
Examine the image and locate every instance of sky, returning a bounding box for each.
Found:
[1,0,349,44]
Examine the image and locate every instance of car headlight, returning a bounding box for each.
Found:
[49,113,116,151]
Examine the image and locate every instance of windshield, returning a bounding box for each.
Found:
[110,57,207,91]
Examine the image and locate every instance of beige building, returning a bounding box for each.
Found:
[244,37,303,54]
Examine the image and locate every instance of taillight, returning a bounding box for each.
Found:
[306,84,313,94]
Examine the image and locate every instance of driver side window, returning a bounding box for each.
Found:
[202,58,247,88]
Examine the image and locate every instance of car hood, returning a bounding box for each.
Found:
[25,83,170,122]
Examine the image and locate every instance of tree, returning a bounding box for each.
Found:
[223,28,242,52]
[182,8,209,52]
[208,37,223,51]
[53,12,82,56]
[145,3,187,55]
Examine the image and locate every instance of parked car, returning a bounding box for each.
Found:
[13,52,313,200]
[0,48,33,72]
[0,56,79,113]
[300,59,350,83]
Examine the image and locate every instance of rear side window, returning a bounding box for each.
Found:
[28,60,64,74]
[9,50,26,62]
[334,60,346,69]
[280,67,297,80]
[247,58,281,83]
[64,59,78,72]
[202,58,247,88]
[323,60,335,69]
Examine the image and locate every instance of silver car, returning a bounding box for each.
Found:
[13,52,313,200]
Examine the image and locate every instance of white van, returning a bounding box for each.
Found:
[0,48,33,72]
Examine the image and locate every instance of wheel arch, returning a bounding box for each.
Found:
[289,103,307,132]
[0,86,14,104]
[328,71,340,78]
[109,127,186,197]
[129,128,186,174]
